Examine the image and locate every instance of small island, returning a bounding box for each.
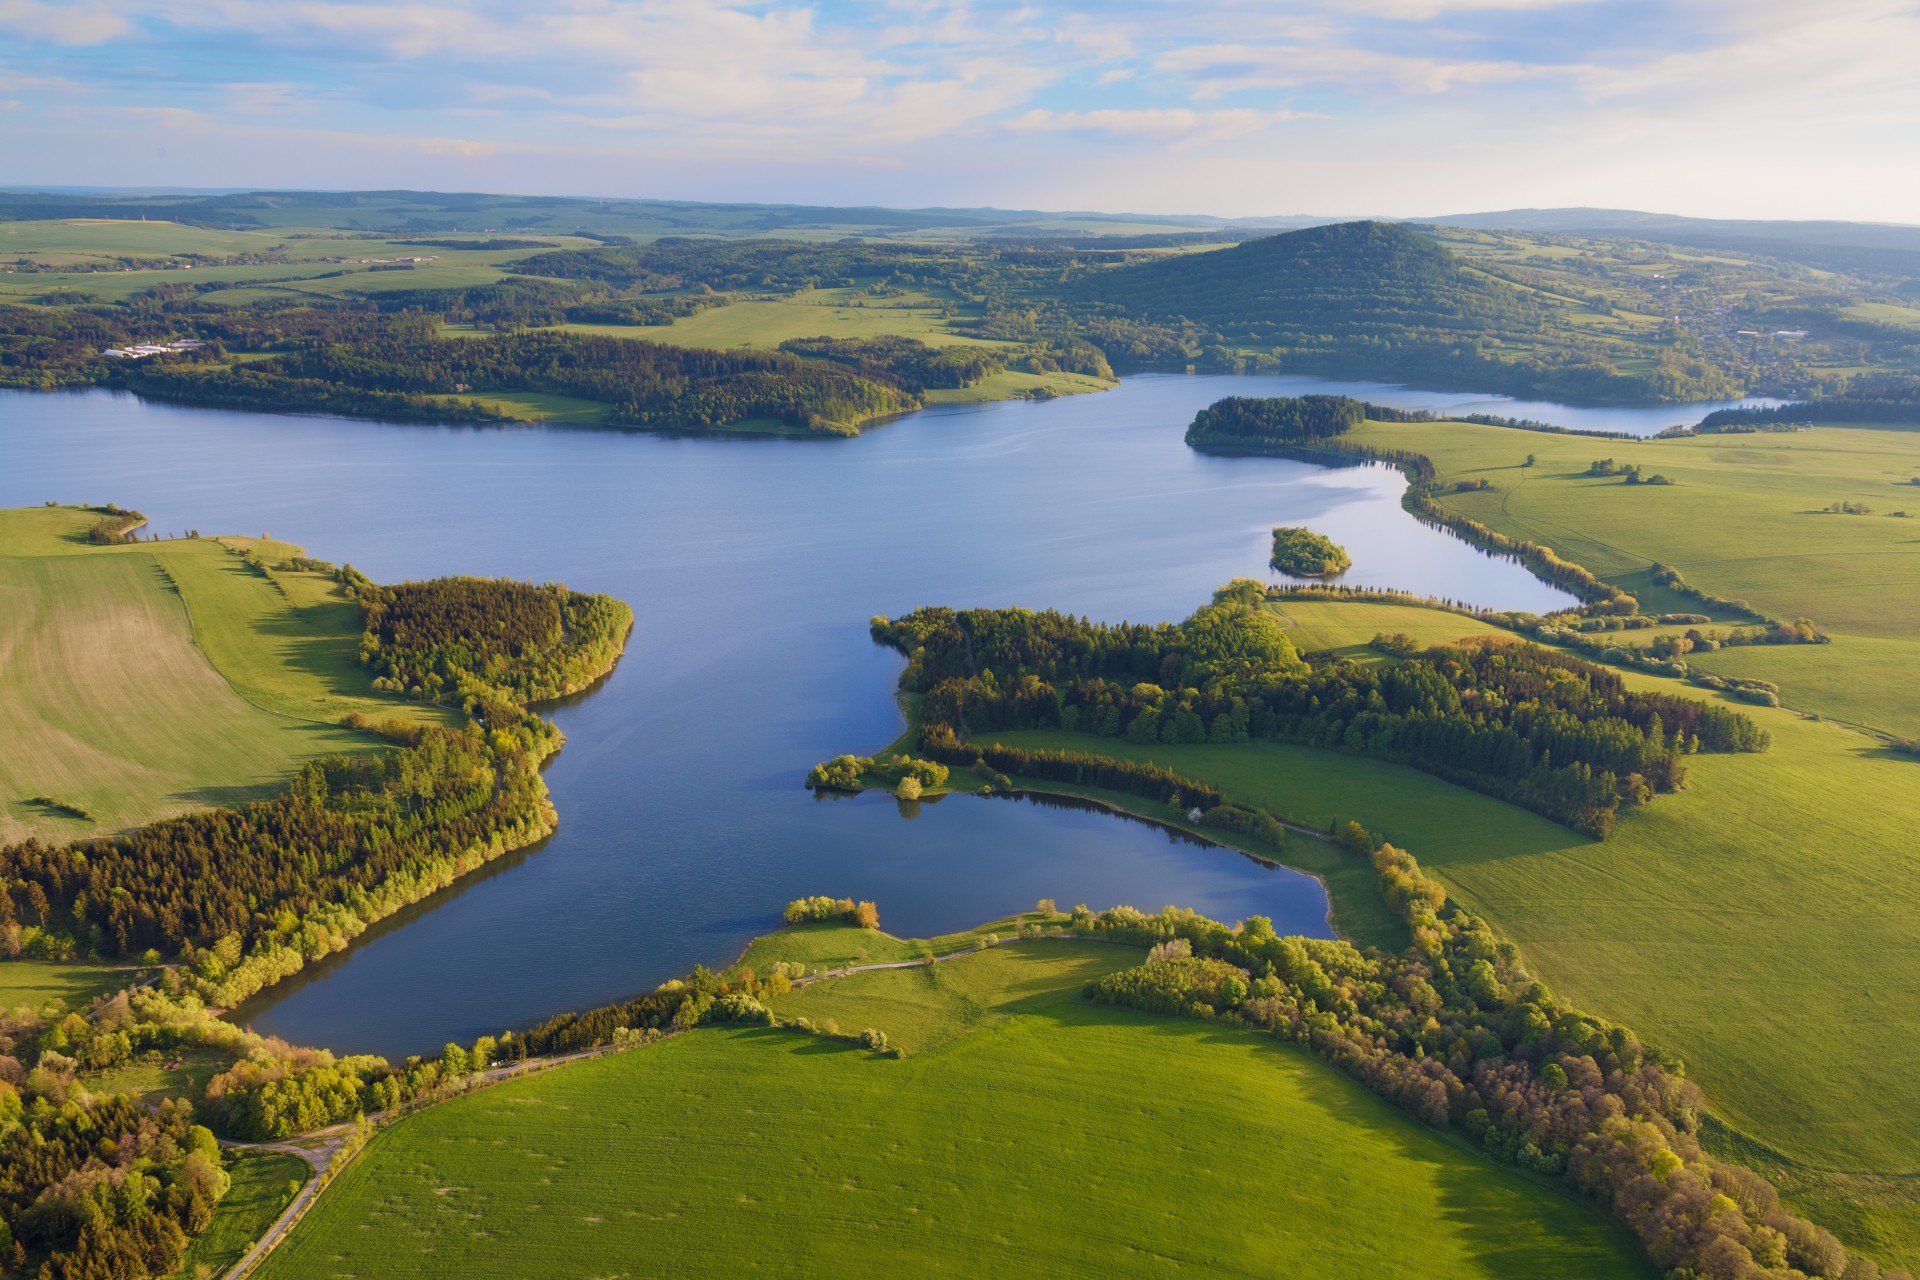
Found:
[1270,525,1352,578]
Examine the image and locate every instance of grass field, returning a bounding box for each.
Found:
[168,1150,309,1280]
[1343,419,1920,737]
[604,288,998,349]
[0,959,142,1009]
[1268,596,1516,659]
[0,506,436,843]
[257,941,1645,1280]
[987,596,1920,1263]
[0,219,581,307]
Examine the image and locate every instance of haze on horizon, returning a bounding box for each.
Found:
[1,0,1915,224]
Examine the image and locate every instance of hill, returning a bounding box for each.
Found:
[1069,221,1739,402]
[1423,208,1920,276]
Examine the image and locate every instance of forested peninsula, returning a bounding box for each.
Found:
[0,569,631,1004]
[859,582,1767,838]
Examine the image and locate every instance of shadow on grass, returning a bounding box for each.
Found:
[1020,1000,1651,1278]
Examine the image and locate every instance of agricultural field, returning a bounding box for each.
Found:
[255,939,1645,1280]
[987,591,1920,1262]
[0,505,434,843]
[1268,595,1514,659]
[573,288,997,349]
[1346,419,1920,738]
[0,218,587,306]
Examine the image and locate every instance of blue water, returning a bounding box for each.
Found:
[0,372,1623,1056]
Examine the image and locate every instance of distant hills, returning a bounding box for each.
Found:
[1419,207,1920,275]
[3,186,1915,270]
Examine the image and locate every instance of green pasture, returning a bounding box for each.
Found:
[768,938,1137,1054]
[0,218,283,263]
[0,219,570,306]
[990,598,1920,1263]
[425,390,611,425]
[922,367,1116,404]
[1346,420,1920,737]
[737,915,1032,976]
[1267,596,1515,659]
[0,506,431,843]
[1840,302,1920,332]
[0,959,143,1010]
[258,942,1644,1280]
[599,291,994,349]
[83,1047,229,1108]
[168,1150,309,1280]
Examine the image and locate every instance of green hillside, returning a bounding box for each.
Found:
[1071,222,1737,402]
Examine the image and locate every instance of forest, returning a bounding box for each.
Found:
[871,581,1769,836]
[351,574,633,704]
[0,1089,228,1280]
[1185,394,1364,446]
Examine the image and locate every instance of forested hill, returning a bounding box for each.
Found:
[1068,221,1740,403]
[1076,221,1511,334]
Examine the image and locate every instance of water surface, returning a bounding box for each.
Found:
[2,372,1631,1054]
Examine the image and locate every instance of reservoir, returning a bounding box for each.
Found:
[0,373,1721,1055]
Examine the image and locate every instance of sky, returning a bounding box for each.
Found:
[2,0,1916,222]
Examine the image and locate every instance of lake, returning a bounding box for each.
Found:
[0,372,1699,1056]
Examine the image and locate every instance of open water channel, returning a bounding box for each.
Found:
[0,374,1770,1055]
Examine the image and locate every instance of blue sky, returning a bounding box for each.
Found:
[2,0,1915,220]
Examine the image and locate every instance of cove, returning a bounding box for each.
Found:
[0,372,1678,1057]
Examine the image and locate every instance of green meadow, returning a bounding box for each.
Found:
[988,592,1920,1261]
[256,940,1645,1280]
[1344,419,1920,737]
[0,218,585,307]
[168,1150,310,1280]
[600,288,997,349]
[0,959,141,1009]
[0,506,436,843]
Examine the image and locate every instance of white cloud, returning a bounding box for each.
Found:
[1332,0,1592,18]
[0,0,127,43]
[1006,106,1308,144]
[1161,41,1573,97]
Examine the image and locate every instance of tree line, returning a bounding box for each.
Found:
[871,581,1768,836]
[1064,840,1900,1280]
